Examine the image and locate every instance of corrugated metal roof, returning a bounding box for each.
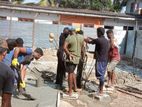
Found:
[0,2,141,20]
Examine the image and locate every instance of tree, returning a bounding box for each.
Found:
[113,0,121,12]
[13,0,24,4]
[38,0,48,6]
[60,0,113,11]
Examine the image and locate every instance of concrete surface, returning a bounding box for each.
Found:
[12,79,58,107]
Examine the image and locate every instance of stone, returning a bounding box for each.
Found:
[94,93,111,103]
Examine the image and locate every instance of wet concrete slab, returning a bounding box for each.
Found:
[12,80,58,107]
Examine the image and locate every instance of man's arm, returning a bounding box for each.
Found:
[63,41,74,60]
[13,47,28,58]
[110,38,116,48]
[2,68,14,107]
[2,93,12,107]
[12,47,27,67]
[84,37,97,44]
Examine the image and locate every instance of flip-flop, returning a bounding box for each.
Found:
[105,84,111,88]
[74,88,82,92]
[106,87,114,92]
[62,92,79,99]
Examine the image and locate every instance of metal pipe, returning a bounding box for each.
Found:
[132,19,138,72]
[8,10,14,38]
[32,13,38,48]
[8,16,12,38]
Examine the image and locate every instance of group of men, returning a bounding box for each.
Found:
[0,26,120,107]
[56,27,120,96]
[0,37,43,107]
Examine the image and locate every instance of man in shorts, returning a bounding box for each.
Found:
[76,29,85,90]
[64,28,84,96]
[0,37,14,107]
[106,30,120,88]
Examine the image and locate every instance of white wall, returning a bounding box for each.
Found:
[0,9,59,21]
[104,18,135,27]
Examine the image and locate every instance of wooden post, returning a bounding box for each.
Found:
[32,13,38,48]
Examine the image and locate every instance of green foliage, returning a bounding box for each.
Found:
[89,0,104,10]
[60,0,89,9]
[13,0,24,4]
[39,0,48,6]
[60,0,114,11]
[12,0,122,12]
[113,0,121,12]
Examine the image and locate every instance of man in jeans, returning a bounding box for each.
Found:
[85,27,109,96]
[106,30,120,88]
[0,37,14,107]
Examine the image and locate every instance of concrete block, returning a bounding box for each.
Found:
[94,93,111,103]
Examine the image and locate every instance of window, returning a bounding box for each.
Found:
[0,16,6,20]
[53,21,58,24]
[84,24,94,28]
[61,22,72,26]
[123,26,134,30]
[18,18,33,22]
[104,26,114,29]
[139,27,142,30]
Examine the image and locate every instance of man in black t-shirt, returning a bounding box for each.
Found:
[85,27,109,96]
[0,37,14,107]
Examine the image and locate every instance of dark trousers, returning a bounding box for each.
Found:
[55,50,66,86]
[76,59,84,88]
[95,61,108,87]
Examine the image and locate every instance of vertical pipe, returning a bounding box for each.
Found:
[56,14,61,48]
[8,11,15,38]
[132,20,138,58]
[32,13,38,48]
[123,27,128,55]
[132,19,138,72]
[8,16,12,38]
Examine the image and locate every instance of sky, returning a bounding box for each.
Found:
[23,0,41,3]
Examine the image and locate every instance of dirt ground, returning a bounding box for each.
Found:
[41,49,142,107]
[110,91,142,107]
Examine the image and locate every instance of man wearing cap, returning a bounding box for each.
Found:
[55,27,70,88]
[76,29,85,90]
[64,28,84,96]
[0,37,14,107]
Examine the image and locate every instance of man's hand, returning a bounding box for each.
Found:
[20,81,26,88]
[69,54,74,61]
[84,37,92,43]
[12,58,19,67]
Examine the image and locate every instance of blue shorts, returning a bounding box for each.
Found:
[95,61,107,81]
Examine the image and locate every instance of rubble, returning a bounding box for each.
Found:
[20,50,142,107]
